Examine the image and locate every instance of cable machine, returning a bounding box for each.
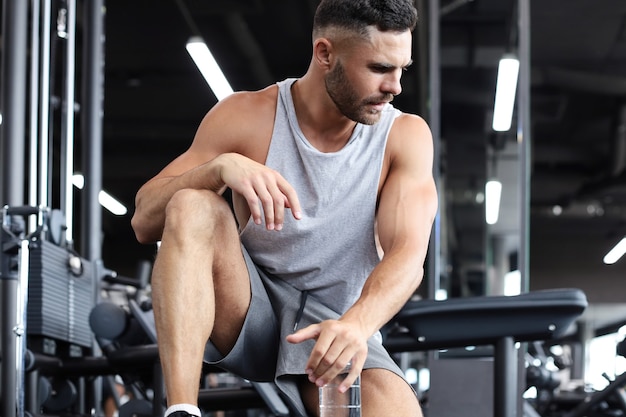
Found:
[0,1,106,416]
[0,3,291,416]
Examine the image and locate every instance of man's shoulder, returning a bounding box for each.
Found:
[385,112,433,167]
[204,84,279,136]
[390,111,427,127]
[198,84,280,161]
[218,84,279,115]
[388,112,431,142]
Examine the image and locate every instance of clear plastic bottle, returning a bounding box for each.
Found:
[318,363,361,417]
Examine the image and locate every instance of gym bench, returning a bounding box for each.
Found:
[384,288,588,417]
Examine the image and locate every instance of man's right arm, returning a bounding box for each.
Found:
[131,152,228,244]
[131,90,302,244]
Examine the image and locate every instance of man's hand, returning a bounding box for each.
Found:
[217,153,302,230]
[286,320,368,392]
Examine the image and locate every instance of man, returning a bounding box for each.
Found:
[131,0,437,416]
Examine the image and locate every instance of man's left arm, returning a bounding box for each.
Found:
[344,113,438,338]
[287,114,438,390]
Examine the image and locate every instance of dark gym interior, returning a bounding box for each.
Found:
[1,0,626,416]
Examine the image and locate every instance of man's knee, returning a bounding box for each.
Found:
[361,368,422,416]
[164,189,234,236]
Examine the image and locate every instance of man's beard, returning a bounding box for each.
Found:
[325,60,393,126]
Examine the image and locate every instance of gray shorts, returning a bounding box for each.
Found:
[203,246,408,416]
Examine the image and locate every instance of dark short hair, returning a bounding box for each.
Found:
[313,0,418,37]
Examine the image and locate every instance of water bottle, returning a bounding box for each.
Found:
[319,362,361,417]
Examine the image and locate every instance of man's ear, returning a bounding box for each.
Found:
[313,38,333,70]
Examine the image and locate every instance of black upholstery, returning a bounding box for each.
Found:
[388,288,587,351]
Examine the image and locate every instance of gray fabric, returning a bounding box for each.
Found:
[203,246,280,382]
[204,246,408,417]
[240,78,401,314]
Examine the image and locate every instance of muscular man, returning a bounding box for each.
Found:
[131,1,437,416]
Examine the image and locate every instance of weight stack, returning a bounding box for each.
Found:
[27,240,94,349]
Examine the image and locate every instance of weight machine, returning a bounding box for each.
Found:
[0,0,107,415]
[0,2,292,416]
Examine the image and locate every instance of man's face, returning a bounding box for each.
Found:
[324,28,413,125]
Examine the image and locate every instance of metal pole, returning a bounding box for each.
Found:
[1,0,29,205]
[516,2,531,416]
[424,0,443,389]
[81,0,105,262]
[82,1,106,414]
[416,0,429,119]
[15,239,31,417]
[60,0,77,246]
[28,0,41,233]
[39,0,53,209]
[0,1,29,416]
[427,0,441,300]
[494,337,517,417]
[517,0,531,294]
[0,225,19,417]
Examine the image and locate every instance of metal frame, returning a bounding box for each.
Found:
[424,0,532,415]
[0,1,106,416]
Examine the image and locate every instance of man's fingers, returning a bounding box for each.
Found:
[266,184,286,230]
[242,189,264,225]
[338,353,366,393]
[253,185,277,230]
[286,324,320,344]
[287,320,368,390]
[306,326,351,386]
[221,154,301,228]
[313,344,350,387]
[251,177,300,230]
[277,178,302,220]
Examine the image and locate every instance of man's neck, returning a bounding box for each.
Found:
[291,75,357,153]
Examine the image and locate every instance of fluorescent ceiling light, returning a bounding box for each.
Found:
[485,179,502,225]
[492,55,520,132]
[603,237,626,264]
[72,174,128,216]
[98,192,127,216]
[186,36,233,101]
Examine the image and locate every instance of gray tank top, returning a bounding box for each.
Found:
[240,78,401,314]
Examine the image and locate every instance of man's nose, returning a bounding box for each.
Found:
[382,71,402,97]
